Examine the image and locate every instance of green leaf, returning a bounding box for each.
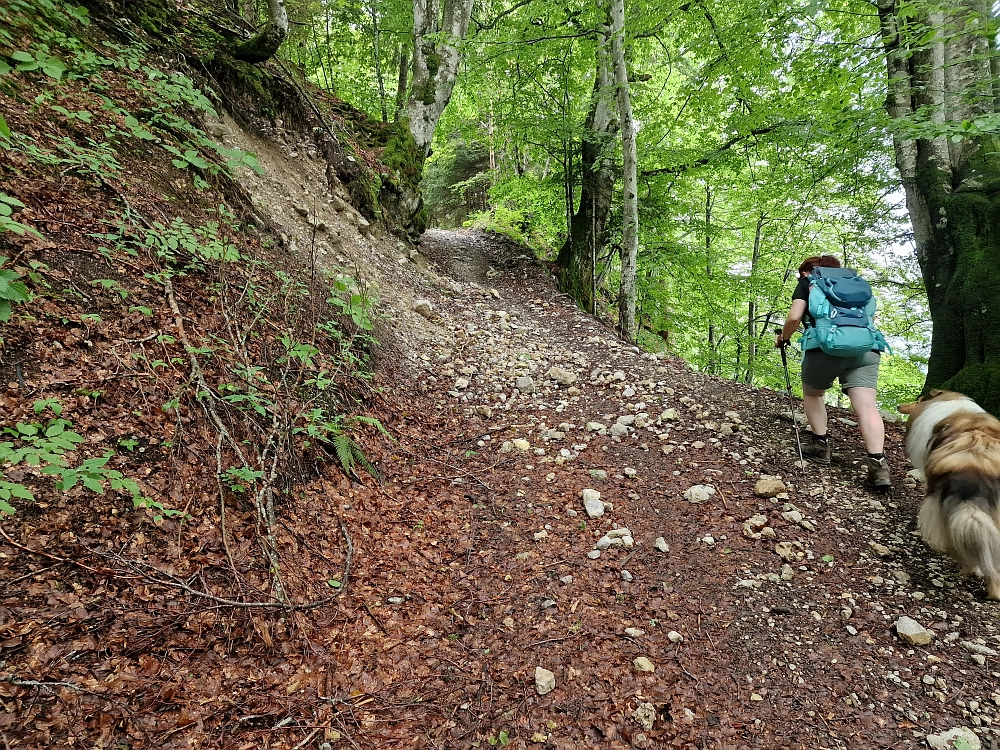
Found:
[10,51,33,63]
[0,114,10,138]
[81,476,105,493]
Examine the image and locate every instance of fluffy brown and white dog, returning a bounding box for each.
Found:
[899,390,1000,600]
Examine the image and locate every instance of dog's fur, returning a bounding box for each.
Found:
[899,390,1000,599]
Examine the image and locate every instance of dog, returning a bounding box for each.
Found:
[899,390,1000,600]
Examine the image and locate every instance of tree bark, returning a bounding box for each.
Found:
[370,2,388,122]
[231,0,289,64]
[394,44,409,122]
[555,24,617,314]
[406,0,475,156]
[879,0,1000,411]
[611,0,638,343]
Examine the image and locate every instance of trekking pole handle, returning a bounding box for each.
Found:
[774,327,788,349]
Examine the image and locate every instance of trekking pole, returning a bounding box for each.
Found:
[775,328,805,474]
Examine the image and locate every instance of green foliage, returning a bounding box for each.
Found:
[0,195,41,237]
[0,400,175,518]
[325,271,375,331]
[0,256,32,322]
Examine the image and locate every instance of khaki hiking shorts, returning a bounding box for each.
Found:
[801,350,880,392]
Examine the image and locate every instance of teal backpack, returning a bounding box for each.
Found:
[799,267,890,357]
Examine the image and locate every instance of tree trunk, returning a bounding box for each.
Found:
[611,0,638,343]
[370,2,388,123]
[556,25,617,315]
[231,0,289,64]
[744,214,766,383]
[406,0,475,156]
[394,44,409,122]
[879,0,1000,412]
[705,184,717,374]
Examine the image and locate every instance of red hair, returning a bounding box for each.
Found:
[798,255,841,275]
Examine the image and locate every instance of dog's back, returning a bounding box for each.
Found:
[903,394,1000,599]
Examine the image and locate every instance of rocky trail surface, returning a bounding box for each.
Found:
[356,227,1000,749]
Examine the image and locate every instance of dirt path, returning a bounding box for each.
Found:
[343,228,1000,749]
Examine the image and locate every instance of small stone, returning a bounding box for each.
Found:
[750,693,764,702]
[388,597,404,604]
[780,510,803,524]
[590,469,608,480]
[474,405,493,419]
[896,615,935,646]
[582,489,604,518]
[624,627,646,638]
[660,408,678,421]
[533,530,549,541]
[925,727,981,750]
[587,550,601,559]
[534,667,556,695]
[531,732,548,744]
[684,484,716,504]
[960,641,999,657]
[412,299,434,318]
[587,421,607,433]
[623,467,637,478]
[632,702,656,731]
[546,366,577,385]
[754,478,786,498]
[667,630,683,643]
[560,575,573,584]
[654,537,669,553]
[781,563,794,580]
[869,541,892,557]
[596,536,613,551]
[512,438,531,452]
[515,376,536,394]
[633,657,655,672]
[774,542,797,562]
[621,570,633,582]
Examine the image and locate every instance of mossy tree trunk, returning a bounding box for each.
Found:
[611,0,638,343]
[407,0,475,157]
[231,0,289,63]
[556,24,617,315]
[879,0,1000,412]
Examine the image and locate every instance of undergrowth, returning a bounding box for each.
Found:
[0,0,388,602]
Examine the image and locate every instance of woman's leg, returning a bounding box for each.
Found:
[802,385,828,436]
[846,386,884,454]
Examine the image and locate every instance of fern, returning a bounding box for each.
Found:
[330,433,379,479]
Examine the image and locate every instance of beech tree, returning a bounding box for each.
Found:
[878,0,1000,411]
[231,0,289,63]
[407,0,476,156]
[555,25,617,314]
[610,0,638,342]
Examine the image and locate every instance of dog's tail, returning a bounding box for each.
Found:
[948,500,1000,598]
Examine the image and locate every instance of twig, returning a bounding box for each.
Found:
[0,525,135,578]
[215,432,241,587]
[0,674,82,692]
[339,518,353,595]
[292,728,321,750]
[363,602,388,634]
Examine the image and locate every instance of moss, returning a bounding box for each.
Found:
[380,121,424,183]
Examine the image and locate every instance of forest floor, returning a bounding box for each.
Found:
[0,10,998,744]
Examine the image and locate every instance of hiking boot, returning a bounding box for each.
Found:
[867,456,892,491]
[800,438,831,465]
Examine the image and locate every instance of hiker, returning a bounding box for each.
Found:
[774,255,892,490]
